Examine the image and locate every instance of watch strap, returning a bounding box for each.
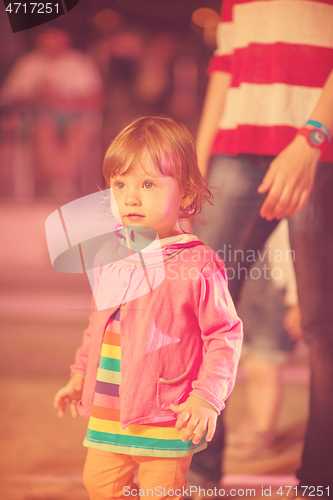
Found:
[305,120,331,142]
[298,127,327,151]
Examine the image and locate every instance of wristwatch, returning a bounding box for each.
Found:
[306,119,331,142]
[297,127,327,150]
[297,120,331,151]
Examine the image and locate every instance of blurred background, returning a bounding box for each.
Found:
[0,1,310,498]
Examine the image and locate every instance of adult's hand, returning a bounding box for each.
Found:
[258,135,321,220]
[283,305,303,341]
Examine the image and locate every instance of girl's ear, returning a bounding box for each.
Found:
[180,194,192,210]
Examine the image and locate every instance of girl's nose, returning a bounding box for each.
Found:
[125,189,141,205]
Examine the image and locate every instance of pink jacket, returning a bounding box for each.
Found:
[71,239,243,429]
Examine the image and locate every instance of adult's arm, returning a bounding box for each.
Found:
[258,68,333,220]
[196,0,233,177]
[196,70,231,178]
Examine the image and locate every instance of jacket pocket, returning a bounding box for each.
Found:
[157,370,189,410]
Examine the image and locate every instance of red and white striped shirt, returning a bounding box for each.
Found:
[209,0,333,162]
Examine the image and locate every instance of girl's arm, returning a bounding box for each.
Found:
[70,295,96,374]
[69,253,105,375]
[54,295,96,418]
[192,259,243,409]
[54,240,109,418]
[172,258,243,442]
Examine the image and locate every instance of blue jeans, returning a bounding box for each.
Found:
[238,256,294,363]
[191,154,333,493]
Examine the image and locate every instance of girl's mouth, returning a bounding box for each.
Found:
[126,214,145,221]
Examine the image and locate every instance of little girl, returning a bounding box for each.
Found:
[54,116,242,500]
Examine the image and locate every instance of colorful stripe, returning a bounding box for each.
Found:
[91,405,121,421]
[84,310,203,457]
[98,356,121,372]
[94,380,119,397]
[100,344,121,359]
[88,417,186,440]
[96,367,121,385]
[86,428,197,451]
[93,393,121,409]
[103,330,121,345]
[83,440,206,458]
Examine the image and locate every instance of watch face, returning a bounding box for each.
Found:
[309,129,325,146]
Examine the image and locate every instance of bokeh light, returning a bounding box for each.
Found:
[191,8,219,29]
[92,8,123,31]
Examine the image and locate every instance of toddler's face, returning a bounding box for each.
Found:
[110,157,186,239]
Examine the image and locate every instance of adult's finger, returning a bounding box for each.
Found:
[257,163,276,194]
[288,189,310,217]
[270,185,294,220]
[285,187,302,218]
[259,174,286,220]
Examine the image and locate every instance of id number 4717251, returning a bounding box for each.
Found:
[5,3,60,14]
[277,486,329,497]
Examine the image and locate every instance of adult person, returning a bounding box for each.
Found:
[0,27,103,199]
[189,0,333,495]
[227,219,300,459]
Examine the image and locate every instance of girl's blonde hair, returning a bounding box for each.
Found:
[103,116,212,218]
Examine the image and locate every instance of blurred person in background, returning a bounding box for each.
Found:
[0,27,103,199]
[90,27,180,138]
[189,0,333,496]
[90,27,146,137]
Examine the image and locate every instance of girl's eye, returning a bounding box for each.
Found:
[143,181,154,189]
[116,182,125,190]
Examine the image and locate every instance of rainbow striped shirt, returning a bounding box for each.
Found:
[84,309,206,457]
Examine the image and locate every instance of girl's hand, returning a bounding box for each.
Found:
[170,395,218,445]
[54,373,85,418]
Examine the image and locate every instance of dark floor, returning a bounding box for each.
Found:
[0,201,309,500]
